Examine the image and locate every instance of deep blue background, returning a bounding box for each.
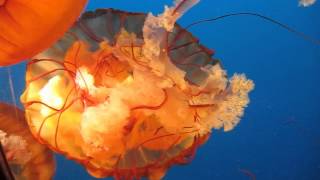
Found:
[0,0,319,179]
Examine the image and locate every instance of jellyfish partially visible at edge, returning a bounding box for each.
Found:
[0,103,55,180]
[21,0,254,179]
[299,0,317,7]
[0,0,87,66]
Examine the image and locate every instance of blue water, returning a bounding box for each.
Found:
[1,0,319,179]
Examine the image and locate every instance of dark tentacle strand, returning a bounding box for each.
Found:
[185,12,320,46]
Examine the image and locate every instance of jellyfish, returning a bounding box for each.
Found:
[299,0,317,7]
[0,102,55,180]
[21,0,254,179]
[0,0,87,66]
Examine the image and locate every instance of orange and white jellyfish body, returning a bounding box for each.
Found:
[0,103,55,180]
[0,0,87,66]
[21,0,254,179]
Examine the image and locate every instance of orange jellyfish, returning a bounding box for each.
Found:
[0,102,55,180]
[21,0,254,179]
[0,0,87,66]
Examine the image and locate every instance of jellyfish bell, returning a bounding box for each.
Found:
[21,0,254,179]
[0,102,55,180]
[0,0,87,66]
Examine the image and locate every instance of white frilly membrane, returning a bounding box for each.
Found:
[79,0,253,149]
[0,130,32,165]
[22,0,254,165]
[299,0,317,7]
